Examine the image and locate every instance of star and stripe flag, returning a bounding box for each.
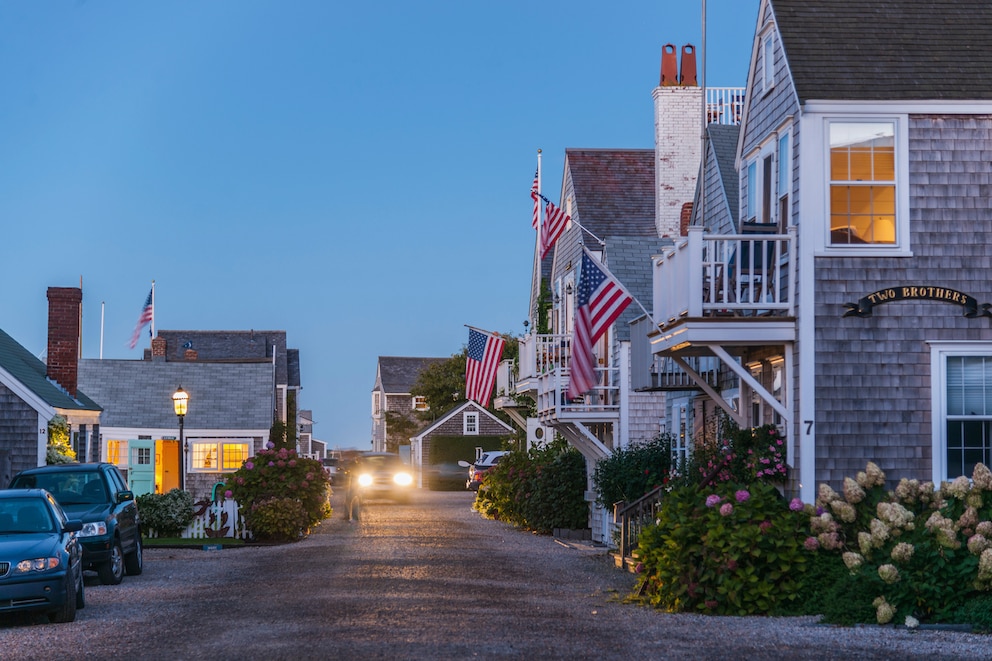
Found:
[128,286,155,349]
[567,248,633,400]
[530,163,570,260]
[465,328,505,408]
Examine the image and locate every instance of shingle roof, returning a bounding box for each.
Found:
[78,359,272,429]
[772,0,992,102]
[565,149,657,241]
[0,329,101,412]
[156,330,298,386]
[376,357,448,394]
[605,237,671,342]
[708,124,740,225]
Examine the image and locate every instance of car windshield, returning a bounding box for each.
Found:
[11,471,106,505]
[360,455,404,470]
[0,497,55,534]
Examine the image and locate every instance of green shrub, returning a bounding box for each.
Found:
[246,497,309,542]
[474,439,587,533]
[592,434,674,508]
[137,489,195,537]
[224,444,331,537]
[636,481,808,615]
[952,593,992,632]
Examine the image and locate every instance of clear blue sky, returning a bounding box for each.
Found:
[0,0,759,450]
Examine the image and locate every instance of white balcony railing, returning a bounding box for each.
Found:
[706,87,745,126]
[654,226,797,326]
[514,333,620,421]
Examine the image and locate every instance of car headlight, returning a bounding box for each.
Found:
[393,471,413,487]
[15,557,61,573]
[78,521,108,538]
[357,473,374,487]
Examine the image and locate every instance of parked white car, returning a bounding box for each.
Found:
[460,451,509,491]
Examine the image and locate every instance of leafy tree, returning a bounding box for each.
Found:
[269,420,289,450]
[382,411,421,454]
[46,414,76,464]
[286,390,298,450]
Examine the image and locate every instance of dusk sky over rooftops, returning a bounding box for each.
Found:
[0,0,758,449]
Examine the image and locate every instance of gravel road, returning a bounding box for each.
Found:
[2,490,991,660]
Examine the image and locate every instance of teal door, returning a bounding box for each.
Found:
[129,440,155,496]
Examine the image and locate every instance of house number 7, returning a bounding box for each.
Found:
[805,420,814,435]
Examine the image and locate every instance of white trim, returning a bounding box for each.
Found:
[804,113,911,256]
[463,411,479,436]
[797,127,818,503]
[0,364,57,417]
[927,341,992,483]
[803,100,992,114]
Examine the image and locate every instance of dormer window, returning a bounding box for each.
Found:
[760,32,775,95]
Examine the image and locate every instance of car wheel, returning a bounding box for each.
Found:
[98,540,125,585]
[75,568,85,610]
[49,574,77,623]
[124,535,143,576]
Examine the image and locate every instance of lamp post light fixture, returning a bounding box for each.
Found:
[172,386,189,491]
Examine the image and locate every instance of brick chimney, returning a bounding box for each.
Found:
[151,336,167,360]
[184,348,198,361]
[46,287,82,397]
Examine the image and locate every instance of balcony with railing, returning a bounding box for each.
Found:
[650,226,797,355]
[705,87,745,126]
[514,333,620,425]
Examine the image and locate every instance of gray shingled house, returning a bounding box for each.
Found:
[643,0,992,503]
[0,287,102,486]
[371,356,447,454]
[410,401,513,488]
[506,44,748,542]
[78,331,298,499]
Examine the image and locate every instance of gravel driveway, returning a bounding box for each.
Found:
[2,490,991,660]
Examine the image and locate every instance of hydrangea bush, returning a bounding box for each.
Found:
[224,444,331,541]
[807,461,992,625]
[136,488,195,537]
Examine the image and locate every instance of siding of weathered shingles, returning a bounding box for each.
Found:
[815,116,992,485]
[0,383,39,475]
[738,5,806,477]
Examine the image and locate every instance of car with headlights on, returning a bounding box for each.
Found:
[0,488,85,623]
[344,452,415,504]
[9,463,142,586]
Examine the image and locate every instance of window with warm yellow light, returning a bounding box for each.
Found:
[829,122,896,245]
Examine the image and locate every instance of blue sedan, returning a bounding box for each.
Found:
[0,489,85,623]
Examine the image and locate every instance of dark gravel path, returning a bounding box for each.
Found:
[2,489,991,660]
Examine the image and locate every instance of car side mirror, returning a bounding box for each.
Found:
[64,520,83,533]
[457,461,471,468]
[117,490,135,503]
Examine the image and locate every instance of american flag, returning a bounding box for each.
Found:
[465,328,506,407]
[539,199,569,259]
[567,250,632,400]
[128,288,154,349]
[531,168,540,229]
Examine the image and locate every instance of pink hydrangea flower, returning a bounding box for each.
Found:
[804,536,820,551]
[224,490,233,499]
[789,498,804,511]
[720,503,733,516]
[245,461,254,470]
[735,490,750,503]
[705,494,721,508]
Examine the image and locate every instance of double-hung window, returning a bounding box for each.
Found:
[744,128,790,232]
[930,344,992,481]
[828,121,896,245]
[464,412,479,435]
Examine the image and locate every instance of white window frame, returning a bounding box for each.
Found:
[743,131,785,229]
[806,113,910,256]
[372,391,381,417]
[190,439,251,473]
[929,342,992,482]
[412,395,428,412]
[463,412,479,436]
[760,32,775,96]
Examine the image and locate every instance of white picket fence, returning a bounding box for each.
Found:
[145,499,249,540]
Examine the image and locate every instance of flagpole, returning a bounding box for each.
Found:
[531,149,542,333]
[100,302,105,359]
[150,280,156,343]
[537,195,606,247]
[581,246,660,328]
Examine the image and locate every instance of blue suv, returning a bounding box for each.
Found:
[9,463,142,585]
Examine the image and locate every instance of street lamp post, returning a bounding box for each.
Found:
[172,386,189,491]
